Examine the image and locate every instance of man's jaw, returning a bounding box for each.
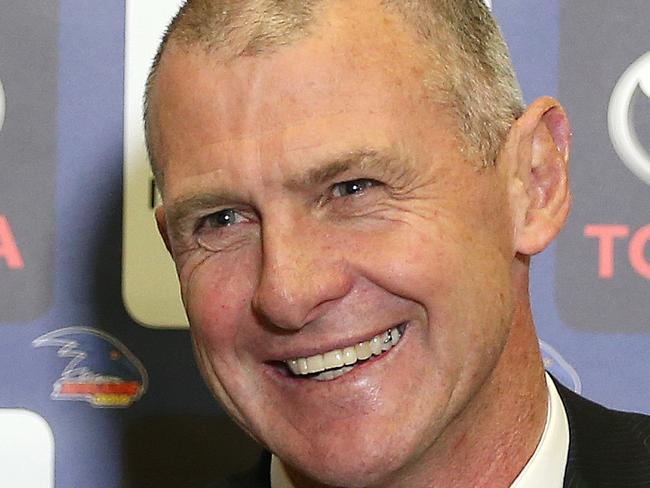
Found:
[275,323,407,382]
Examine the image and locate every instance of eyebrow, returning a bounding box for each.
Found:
[164,149,413,235]
[284,149,410,191]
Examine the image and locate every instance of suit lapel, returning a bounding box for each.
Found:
[555,378,650,488]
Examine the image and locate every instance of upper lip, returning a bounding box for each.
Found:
[263,322,406,361]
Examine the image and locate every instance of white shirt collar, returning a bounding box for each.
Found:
[271,373,569,488]
[270,453,293,488]
[510,373,569,488]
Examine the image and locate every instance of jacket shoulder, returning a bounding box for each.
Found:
[557,382,650,487]
[203,451,271,488]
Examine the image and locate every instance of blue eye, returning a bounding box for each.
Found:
[331,179,378,197]
[196,209,254,252]
[205,209,238,228]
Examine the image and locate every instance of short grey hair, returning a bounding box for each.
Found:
[144,0,524,184]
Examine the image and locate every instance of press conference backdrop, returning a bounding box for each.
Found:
[0,1,648,486]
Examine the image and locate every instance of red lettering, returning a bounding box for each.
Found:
[584,225,629,279]
[58,381,141,396]
[0,215,24,269]
[628,225,650,279]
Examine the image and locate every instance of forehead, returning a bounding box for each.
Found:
[151,0,456,195]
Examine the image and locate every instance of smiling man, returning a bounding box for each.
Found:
[144,1,650,487]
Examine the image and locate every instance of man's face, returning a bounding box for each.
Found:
[154,2,517,485]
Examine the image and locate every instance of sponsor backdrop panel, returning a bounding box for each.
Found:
[553,0,650,412]
[0,1,646,486]
[557,0,650,331]
[0,2,58,324]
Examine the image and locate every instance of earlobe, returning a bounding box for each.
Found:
[509,97,572,256]
[155,206,173,255]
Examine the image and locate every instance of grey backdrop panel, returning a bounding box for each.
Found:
[0,2,58,323]
[556,0,650,331]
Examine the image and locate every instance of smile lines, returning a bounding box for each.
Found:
[285,324,405,381]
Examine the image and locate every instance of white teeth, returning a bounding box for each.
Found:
[342,347,356,365]
[297,358,308,375]
[312,366,355,382]
[306,355,325,374]
[323,350,345,369]
[381,331,392,351]
[355,341,372,360]
[391,327,401,346]
[287,359,300,375]
[370,336,382,355]
[285,326,404,379]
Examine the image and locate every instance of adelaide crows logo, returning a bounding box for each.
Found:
[32,327,148,408]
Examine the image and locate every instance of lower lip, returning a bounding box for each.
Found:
[265,323,409,385]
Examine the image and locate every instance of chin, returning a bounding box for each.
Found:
[273,416,430,488]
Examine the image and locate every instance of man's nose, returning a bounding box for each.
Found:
[251,221,352,330]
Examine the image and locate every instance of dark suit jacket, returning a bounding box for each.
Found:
[210,383,650,487]
[557,382,650,487]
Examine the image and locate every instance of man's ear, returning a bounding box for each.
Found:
[155,206,173,255]
[505,97,571,256]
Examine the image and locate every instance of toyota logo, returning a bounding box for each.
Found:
[608,51,650,185]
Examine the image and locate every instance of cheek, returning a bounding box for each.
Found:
[347,219,460,305]
[348,211,512,343]
[180,249,260,352]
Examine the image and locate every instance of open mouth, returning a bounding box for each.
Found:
[281,323,407,382]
